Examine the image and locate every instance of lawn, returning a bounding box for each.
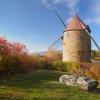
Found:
[0,70,100,100]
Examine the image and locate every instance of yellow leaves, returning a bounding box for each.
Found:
[46,48,62,62]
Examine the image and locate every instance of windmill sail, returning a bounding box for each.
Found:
[53,7,66,27]
[48,36,62,49]
[48,8,65,49]
[85,29,100,51]
[48,8,64,49]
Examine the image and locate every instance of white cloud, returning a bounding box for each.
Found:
[65,0,80,15]
[41,0,50,7]
[41,0,100,25]
[86,0,100,25]
[86,17,100,25]
[41,0,80,15]
[92,0,100,14]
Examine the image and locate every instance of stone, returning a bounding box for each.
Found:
[59,75,99,91]
[76,77,99,91]
[59,75,77,86]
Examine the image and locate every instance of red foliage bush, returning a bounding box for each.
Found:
[0,36,28,56]
[0,36,35,75]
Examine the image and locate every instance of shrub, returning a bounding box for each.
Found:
[70,62,81,73]
[46,49,62,63]
[0,55,20,75]
[49,61,81,73]
[30,55,45,69]
[85,65,100,80]
[37,57,45,69]
[52,61,68,72]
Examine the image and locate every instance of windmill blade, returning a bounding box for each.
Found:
[52,7,66,27]
[85,29,100,51]
[48,7,65,49]
[48,36,62,49]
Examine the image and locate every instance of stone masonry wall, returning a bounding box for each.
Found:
[63,30,91,62]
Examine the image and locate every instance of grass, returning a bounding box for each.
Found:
[0,70,100,100]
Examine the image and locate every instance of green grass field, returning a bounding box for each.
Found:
[0,70,100,100]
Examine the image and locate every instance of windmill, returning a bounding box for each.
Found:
[49,8,100,62]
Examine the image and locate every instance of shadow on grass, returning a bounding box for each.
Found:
[0,70,65,90]
[91,88,100,94]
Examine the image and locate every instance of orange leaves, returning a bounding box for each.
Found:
[80,62,100,80]
[89,65,100,80]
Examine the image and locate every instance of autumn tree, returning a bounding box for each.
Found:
[46,48,62,63]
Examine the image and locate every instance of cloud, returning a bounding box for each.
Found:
[92,0,100,15]
[64,0,80,15]
[41,0,51,7]
[86,17,100,25]
[86,0,100,25]
[41,0,100,25]
[41,0,80,15]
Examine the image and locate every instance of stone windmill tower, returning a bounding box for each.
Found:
[63,15,91,62]
[49,8,100,62]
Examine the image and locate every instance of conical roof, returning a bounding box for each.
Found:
[65,15,87,31]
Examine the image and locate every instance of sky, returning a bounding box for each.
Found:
[0,0,100,53]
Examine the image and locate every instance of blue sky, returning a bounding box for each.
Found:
[0,0,100,53]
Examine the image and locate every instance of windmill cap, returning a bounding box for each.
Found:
[65,15,91,32]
